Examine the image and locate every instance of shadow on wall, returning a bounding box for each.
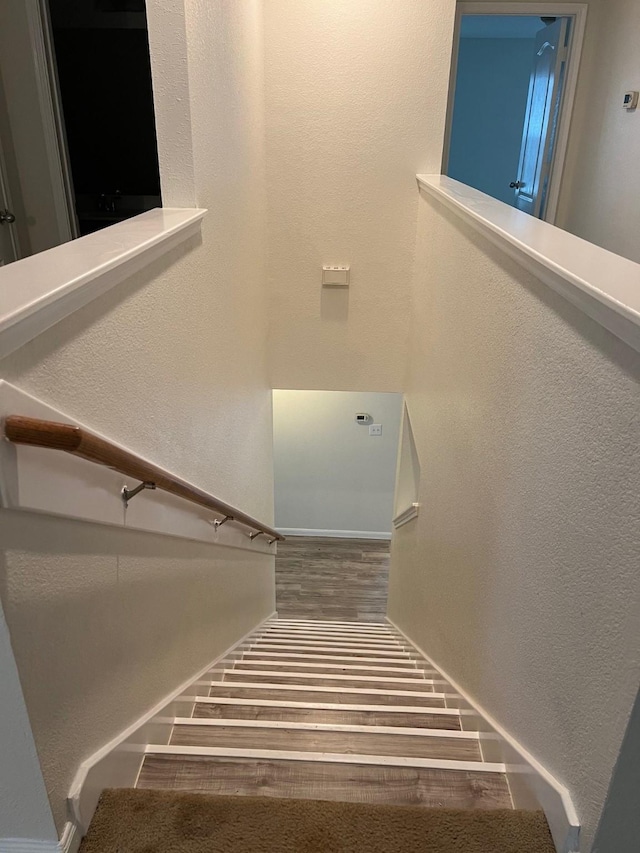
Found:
[272,389,403,538]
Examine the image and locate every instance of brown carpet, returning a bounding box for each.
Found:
[79,789,556,853]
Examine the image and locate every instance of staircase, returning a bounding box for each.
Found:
[137,618,513,809]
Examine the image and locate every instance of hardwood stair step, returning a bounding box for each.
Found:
[241,651,422,667]
[137,755,512,809]
[221,670,443,691]
[169,722,481,761]
[264,620,392,630]
[192,701,462,730]
[231,661,436,678]
[258,634,401,646]
[267,624,391,636]
[245,644,418,659]
[208,682,447,707]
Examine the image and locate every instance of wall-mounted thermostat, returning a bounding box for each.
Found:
[623,91,639,110]
[322,265,350,287]
[355,413,371,424]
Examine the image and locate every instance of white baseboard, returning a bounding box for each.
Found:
[387,617,580,853]
[67,611,276,836]
[277,528,392,540]
[0,825,79,853]
[58,822,80,853]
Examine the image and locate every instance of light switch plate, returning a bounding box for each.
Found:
[322,265,350,286]
[369,424,382,436]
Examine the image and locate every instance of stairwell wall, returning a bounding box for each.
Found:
[0,0,274,835]
[387,188,640,851]
[264,0,455,392]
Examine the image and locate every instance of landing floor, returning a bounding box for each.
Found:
[274,536,390,622]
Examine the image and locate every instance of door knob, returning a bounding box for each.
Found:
[0,208,16,224]
[509,181,523,189]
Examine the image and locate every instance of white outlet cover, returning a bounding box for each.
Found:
[369,424,382,436]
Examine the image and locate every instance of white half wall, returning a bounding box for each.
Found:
[0,0,274,837]
[388,187,640,851]
[273,390,402,535]
[0,599,58,845]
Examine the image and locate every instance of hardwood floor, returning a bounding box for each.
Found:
[137,619,513,811]
[275,536,389,621]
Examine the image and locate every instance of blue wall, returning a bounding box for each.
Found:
[448,38,535,206]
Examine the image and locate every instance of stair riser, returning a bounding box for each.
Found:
[253,639,407,651]
[137,756,512,809]
[192,702,462,730]
[231,662,436,678]
[241,652,422,667]
[222,672,441,691]
[209,686,447,708]
[245,645,419,659]
[169,725,482,761]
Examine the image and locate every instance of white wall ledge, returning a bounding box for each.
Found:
[0,207,206,360]
[417,175,640,354]
[393,503,420,530]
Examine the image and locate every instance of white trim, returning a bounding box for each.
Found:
[173,718,479,739]
[387,617,580,853]
[209,680,444,700]
[265,620,389,629]
[222,670,439,686]
[198,696,460,715]
[263,625,391,635]
[243,651,419,665]
[67,612,276,834]
[0,381,275,555]
[417,175,640,355]
[260,628,396,643]
[245,644,413,657]
[446,3,588,226]
[276,528,392,540]
[0,208,206,360]
[144,744,504,773]
[231,661,433,675]
[259,630,399,641]
[0,843,58,853]
[268,619,387,628]
[392,503,420,529]
[57,822,80,853]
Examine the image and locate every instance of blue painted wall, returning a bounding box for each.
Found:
[448,38,535,206]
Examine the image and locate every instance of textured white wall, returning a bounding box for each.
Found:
[559,0,640,262]
[0,0,274,834]
[265,0,455,392]
[273,390,402,534]
[388,190,640,851]
[0,598,58,842]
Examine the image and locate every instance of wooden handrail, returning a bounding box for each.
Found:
[4,416,284,542]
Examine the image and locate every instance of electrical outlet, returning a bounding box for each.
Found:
[369,424,382,436]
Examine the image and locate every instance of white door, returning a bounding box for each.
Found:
[513,18,569,217]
